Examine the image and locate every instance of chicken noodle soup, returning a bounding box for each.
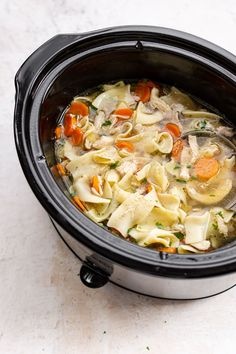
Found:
[54,81,236,254]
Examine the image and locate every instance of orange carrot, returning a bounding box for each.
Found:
[165,123,181,138]
[146,184,153,193]
[145,80,157,88]
[158,247,177,254]
[73,196,86,211]
[194,157,219,181]
[146,80,162,93]
[171,139,184,160]
[115,141,135,152]
[55,126,62,139]
[51,165,59,177]
[63,114,77,137]
[135,82,151,103]
[67,101,89,116]
[91,176,101,194]
[57,163,66,176]
[71,127,83,146]
[113,108,133,119]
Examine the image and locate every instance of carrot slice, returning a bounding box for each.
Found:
[171,139,184,160]
[113,108,133,118]
[146,184,153,193]
[55,126,62,139]
[165,123,181,138]
[135,82,151,103]
[73,196,86,211]
[91,176,101,194]
[51,165,59,177]
[57,163,66,176]
[71,127,83,146]
[194,157,219,181]
[64,114,77,137]
[145,80,156,88]
[67,101,89,116]
[115,141,135,152]
[158,247,177,254]
[146,80,162,93]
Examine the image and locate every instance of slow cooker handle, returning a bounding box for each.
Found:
[15,34,82,101]
[80,263,110,288]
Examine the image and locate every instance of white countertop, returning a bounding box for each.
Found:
[1,0,236,353]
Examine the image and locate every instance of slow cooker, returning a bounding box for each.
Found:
[14,26,236,299]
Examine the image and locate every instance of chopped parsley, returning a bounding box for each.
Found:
[128,226,137,235]
[156,222,164,229]
[141,177,147,184]
[212,222,218,230]
[190,176,197,181]
[174,232,185,240]
[216,211,224,218]
[89,103,98,111]
[199,120,207,129]
[110,161,119,169]
[187,164,192,169]
[175,178,186,183]
[174,163,180,170]
[127,227,133,234]
[102,120,112,127]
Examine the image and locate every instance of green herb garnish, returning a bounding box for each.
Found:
[127,227,133,234]
[141,177,147,184]
[174,232,185,240]
[212,223,218,230]
[174,164,180,170]
[187,164,192,169]
[156,222,164,229]
[190,176,197,181]
[102,120,112,127]
[175,178,186,183]
[90,103,98,111]
[216,211,224,218]
[110,161,119,169]
[199,120,207,129]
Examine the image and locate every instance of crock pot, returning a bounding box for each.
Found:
[14,26,236,299]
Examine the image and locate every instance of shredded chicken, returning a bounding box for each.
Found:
[94,111,106,129]
[150,88,171,112]
[217,126,234,137]
[93,136,114,149]
[117,160,137,176]
[180,146,192,180]
[188,135,199,163]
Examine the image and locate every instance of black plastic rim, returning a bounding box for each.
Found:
[14,26,236,278]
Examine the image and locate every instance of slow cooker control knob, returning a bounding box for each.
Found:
[79,263,109,288]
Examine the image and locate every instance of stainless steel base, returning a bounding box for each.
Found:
[53,220,236,300]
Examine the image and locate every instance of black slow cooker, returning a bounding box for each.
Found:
[14,26,236,299]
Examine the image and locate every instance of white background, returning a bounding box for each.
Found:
[0,0,236,353]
